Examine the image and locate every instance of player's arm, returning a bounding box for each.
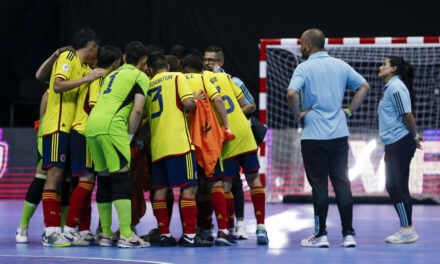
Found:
[286,89,301,122]
[39,90,49,119]
[128,94,146,138]
[241,102,256,116]
[35,46,74,83]
[212,95,229,128]
[53,70,103,94]
[232,77,256,115]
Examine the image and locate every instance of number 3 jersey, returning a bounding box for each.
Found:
[86,63,149,137]
[145,72,195,162]
[203,71,258,159]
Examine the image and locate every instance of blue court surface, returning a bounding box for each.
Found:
[1,200,439,264]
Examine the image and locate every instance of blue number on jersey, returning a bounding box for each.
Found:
[102,72,119,94]
[216,86,235,114]
[148,85,163,118]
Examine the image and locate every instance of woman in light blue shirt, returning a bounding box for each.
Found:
[377,56,423,244]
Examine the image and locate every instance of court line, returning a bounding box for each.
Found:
[0,255,172,264]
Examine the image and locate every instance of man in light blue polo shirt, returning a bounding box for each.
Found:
[286,28,370,248]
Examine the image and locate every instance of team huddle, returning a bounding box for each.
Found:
[15,28,268,248]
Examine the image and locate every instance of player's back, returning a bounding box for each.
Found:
[146,72,194,162]
[43,51,84,135]
[204,71,257,159]
[86,63,149,137]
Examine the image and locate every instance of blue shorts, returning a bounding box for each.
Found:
[70,130,94,177]
[151,151,198,189]
[42,131,69,169]
[223,151,260,179]
[197,159,223,182]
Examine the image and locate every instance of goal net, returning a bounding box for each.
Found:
[259,37,440,202]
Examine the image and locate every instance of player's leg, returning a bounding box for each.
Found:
[240,152,268,245]
[105,134,148,248]
[328,137,356,247]
[231,173,248,239]
[222,158,239,236]
[41,131,71,247]
[300,139,330,248]
[64,130,95,246]
[384,135,418,244]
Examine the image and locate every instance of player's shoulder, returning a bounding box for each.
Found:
[59,50,77,62]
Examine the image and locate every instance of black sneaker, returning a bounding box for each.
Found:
[160,235,177,247]
[141,228,161,245]
[215,231,234,246]
[179,234,212,247]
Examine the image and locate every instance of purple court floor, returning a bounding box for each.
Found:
[0,200,439,264]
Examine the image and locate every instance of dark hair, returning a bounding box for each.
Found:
[97,46,122,68]
[73,28,100,50]
[303,28,325,50]
[169,45,187,60]
[145,44,164,57]
[205,45,224,60]
[388,56,415,111]
[147,53,168,71]
[125,41,147,65]
[165,55,181,72]
[181,54,203,72]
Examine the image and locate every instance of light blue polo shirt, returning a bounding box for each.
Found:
[288,51,366,140]
[378,75,412,145]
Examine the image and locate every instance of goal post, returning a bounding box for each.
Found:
[259,36,440,203]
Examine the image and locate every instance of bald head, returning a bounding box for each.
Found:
[302,29,325,50]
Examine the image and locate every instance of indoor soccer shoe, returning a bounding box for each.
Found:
[42,231,71,247]
[179,234,211,247]
[64,229,90,246]
[256,227,269,245]
[79,230,97,245]
[98,234,113,247]
[215,231,235,246]
[160,235,177,247]
[198,228,215,246]
[300,234,329,248]
[117,233,150,248]
[342,235,357,247]
[236,222,249,240]
[385,227,419,244]
[228,228,239,243]
[16,226,29,243]
[141,228,161,245]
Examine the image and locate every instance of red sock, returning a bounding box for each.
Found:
[65,181,94,229]
[79,191,92,231]
[42,190,61,227]
[211,186,227,230]
[225,191,235,229]
[196,191,213,229]
[153,200,170,234]
[251,187,266,224]
[180,198,197,234]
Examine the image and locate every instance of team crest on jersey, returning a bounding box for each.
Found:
[60,154,66,162]
[62,63,69,72]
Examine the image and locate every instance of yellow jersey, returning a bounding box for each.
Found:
[145,72,195,162]
[71,75,102,135]
[204,71,257,159]
[43,51,88,135]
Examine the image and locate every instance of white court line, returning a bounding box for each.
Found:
[0,255,172,264]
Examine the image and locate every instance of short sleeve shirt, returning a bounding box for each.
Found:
[288,51,366,140]
[378,75,412,145]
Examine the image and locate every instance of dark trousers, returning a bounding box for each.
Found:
[301,137,354,236]
[385,133,416,227]
[231,174,245,219]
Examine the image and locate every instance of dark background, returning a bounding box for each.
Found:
[1,0,439,127]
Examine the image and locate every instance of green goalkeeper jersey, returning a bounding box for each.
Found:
[86,63,149,137]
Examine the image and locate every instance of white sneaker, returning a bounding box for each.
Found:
[236,222,248,240]
[98,234,113,247]
[63,228,90,246]
[385,227,419,244]
[301,234,330,248]
[118,233,150,248]
[16,226,29,243]
[342,235,357,247]
[79,230,96,245]
[42,228,71,247]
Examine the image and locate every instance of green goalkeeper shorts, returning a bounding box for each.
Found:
[86,134,130,173]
